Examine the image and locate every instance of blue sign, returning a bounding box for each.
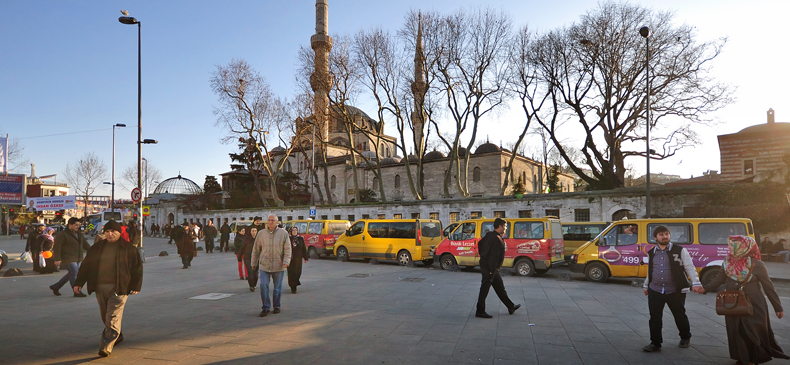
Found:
[309,207,316,217]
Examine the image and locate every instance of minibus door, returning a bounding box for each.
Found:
[451,222,477,266]
[599,224,640,277]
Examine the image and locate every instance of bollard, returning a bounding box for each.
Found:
[159,251,169,256]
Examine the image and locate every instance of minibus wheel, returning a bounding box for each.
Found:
[440,255,457,270]
[700,268,719,287]
[515,259,535,277]
[397,250,412,266]
[336,247,349,262]
[585,262,609,282]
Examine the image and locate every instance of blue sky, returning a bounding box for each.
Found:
[1,1,787,199]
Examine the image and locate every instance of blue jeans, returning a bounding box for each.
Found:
[777,250,790,263]
[53,262,79,290]
[260,270,284,310]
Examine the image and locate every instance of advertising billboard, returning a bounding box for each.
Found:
[27,195,77,210]
[0,174,26,204]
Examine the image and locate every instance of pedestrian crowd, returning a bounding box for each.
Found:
[19,216,789,364]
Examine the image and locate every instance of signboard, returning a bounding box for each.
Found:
[27,195,77,210]
[131,188,142,203]
[0,174,25,204]
[142,206,150,216]
[309,206,316,218]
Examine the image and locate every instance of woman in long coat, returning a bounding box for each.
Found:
[702,235,789,365]
[37,227,57,274]
[238,227,258,291]
[287,226,308,293]
[234,226,247,280]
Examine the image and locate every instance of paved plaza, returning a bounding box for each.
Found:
[2,235,790,364]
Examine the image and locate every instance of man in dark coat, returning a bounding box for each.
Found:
[219,222,231,252]
[173,222,195,269]
[204,220,218,253]
[287,226,308,293]
[74,220,143,358]
[25,224,45,273]
[50,217,91,297]
[476,218,520,318]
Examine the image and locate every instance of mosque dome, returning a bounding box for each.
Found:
[153,174,203,195]
[474,142,501,155]
[424,150,446,161]
[381,157,402,166]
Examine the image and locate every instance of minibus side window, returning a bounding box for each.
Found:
[698,223,747,245]
[551,222,563,239]
[308,222,323,234]
[328,222,347,235]
[348,222,365,236]
[296,222,308,234]
[513,222,542,239]
[390,222,416,238]
[647,224,693,244]
[454,223,476,241]
[603,225,638,246]
[368,222,389,238]
[284,222,293,231]
[420,222,441,238]
[482,221,509,238]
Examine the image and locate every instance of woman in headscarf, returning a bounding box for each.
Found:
[234,226,247,280]
[37,227,58,274]
[238,226,258,292]
[287,226,308,294]
[701,235,789,365]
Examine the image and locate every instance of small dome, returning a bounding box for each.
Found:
[271,146,286,152]
[424,150,445,161]
[474,142,501,155]
[153,175,203,195]
[456,147,469,157]
[737,122,790,134]
[381,157,402,166]
[407,154,418,164]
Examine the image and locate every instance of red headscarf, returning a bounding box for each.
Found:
[723,235,761,282]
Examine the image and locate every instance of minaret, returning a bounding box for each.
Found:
[410,13,427,158]
[310,0,333,143]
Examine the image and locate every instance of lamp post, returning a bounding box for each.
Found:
[639,26,652,218]
[111,123,126,213]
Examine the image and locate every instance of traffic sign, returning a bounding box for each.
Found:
[131,188,142,203]
[309,206,316,218]
[142,206,150,216]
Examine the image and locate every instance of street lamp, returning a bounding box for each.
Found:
[111,123,126,213]
[639,25,652,218]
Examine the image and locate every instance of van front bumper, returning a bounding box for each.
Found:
[569,261,585,273]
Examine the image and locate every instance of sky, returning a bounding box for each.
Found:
[1,0,788,200]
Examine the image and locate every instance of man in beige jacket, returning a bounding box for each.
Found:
[252,215,291,317]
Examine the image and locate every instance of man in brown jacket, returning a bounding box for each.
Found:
[252,215,291,317]
[74,220,143,358]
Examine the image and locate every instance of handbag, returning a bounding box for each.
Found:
[715,268,754,316]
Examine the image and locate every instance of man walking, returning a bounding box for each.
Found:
[50,217,91,297]
[251,215,291,317]
[73,220,143,358]
[219,221,231,252]
[204,220,218,253]
[476,218,521,318]
[642,225,702,352]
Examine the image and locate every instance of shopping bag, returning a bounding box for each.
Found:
[21,251,33,264]
[39,254,46,268]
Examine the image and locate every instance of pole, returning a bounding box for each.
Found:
[311,121,315,206]
[645,33,651,218]
[111,126,116,213]
[136,21,144,250]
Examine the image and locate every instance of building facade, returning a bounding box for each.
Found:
[718,108,790,182]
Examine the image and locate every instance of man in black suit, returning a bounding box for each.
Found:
[476,218,521,318]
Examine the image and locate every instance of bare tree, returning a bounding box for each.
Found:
[120,160,163,197]
[211,59,300,207]
[429,7,513,198]
[63,153,108,217]
[528,2,733,190]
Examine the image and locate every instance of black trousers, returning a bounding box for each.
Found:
[477,269,514,314]
[243,255,259,288]
[205,237,215,252]
[647,288,691,346]
[181,254,193,267]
